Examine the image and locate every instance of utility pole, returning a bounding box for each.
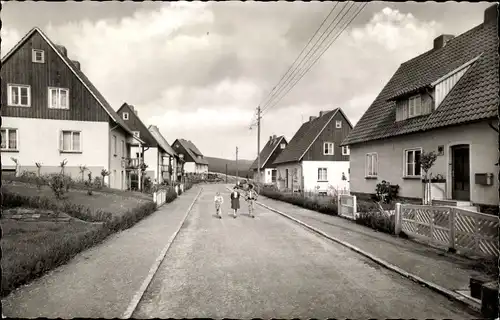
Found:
[256,105,262,193]
[236,146,239,183]
[225,163,228,183]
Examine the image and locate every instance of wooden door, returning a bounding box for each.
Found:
[451,144,470,201]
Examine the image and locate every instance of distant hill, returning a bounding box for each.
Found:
[205,156,253,178]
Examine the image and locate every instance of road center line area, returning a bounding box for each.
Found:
[131,184,476,319]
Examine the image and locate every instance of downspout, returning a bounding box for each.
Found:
[109,124,119,188]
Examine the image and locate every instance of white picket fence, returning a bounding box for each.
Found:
[337,194,357,220]
[153,189,167,207]
[395,203,499,258]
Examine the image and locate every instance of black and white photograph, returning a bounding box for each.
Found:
[1,1,498,319]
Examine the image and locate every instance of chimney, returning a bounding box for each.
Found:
[269,136,273,141]
[484,4,498,25]
[319,111,327,117]
[71,60,80,70]
[129,105,138,115]
[272,134,277,140]
[433,34,455,50]
[309,116,317,122]
[55,45,67,56]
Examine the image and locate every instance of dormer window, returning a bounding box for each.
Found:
[336,120,342,128]
[32,49,45,63]
[408,95,422,118]
[123,112,129,120]
[280,143,286,149]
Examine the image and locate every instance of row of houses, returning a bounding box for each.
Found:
[1,27,208,190]
[251,5,498,210]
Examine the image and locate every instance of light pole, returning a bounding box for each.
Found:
[179,153,185,184]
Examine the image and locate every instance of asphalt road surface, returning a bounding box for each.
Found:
[131,184,476,319]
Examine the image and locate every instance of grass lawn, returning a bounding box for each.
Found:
[1,216,103,296]
[3,181,152,218]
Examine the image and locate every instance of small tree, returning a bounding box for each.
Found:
[101,169,110,187]
[59,159,68,175]
[420,150,438,205]
[10,157,20,177]
[85,172,94,195]
[35,162,42,176]
[79,165,88,182]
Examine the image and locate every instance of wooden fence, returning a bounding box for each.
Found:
[338,194,357,220]
[395,204,499,258]
[153,189,167,208]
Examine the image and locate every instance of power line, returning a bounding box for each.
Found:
[262,2,366,115]
[260,2,354,114]
[256,3,340,111]
[261,2,361,115]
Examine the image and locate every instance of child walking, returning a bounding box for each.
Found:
[214,191,224,219]
[246,184,258,218]
[230,186,241,218]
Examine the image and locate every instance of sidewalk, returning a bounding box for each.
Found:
[257,196,490,310]
[2,187,202,319]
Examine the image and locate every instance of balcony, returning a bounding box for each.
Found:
[124,158,142,169]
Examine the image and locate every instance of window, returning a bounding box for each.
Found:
[336,120,342,128]
[404,148,422,177]
[121,140,125,158]
[318,168,328,181]
[7,84,31,107]
[342,146,350,156]
[123,112,129,120]
[323,142,334,155]
[32,49,45,63]
[408,95,422,118]
[1,128,18,151]
[113,135,117,155]
[280,143,286,149]
[271,169,277,182]
[366,153,378,178]
[133,131,140,138]
[48,88,69,109]
[60,130,81,152]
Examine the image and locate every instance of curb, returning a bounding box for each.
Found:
[256,200,482,315]
[122,187,203,319]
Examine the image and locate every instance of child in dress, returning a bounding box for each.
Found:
[214,191,223,219]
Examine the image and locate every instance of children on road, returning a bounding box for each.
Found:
[214,192,224,219]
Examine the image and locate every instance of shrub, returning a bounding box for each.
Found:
[49,174,67,199]
[355,210,395,234]
[373,180,399,203]
[260,188,338,216]
[85,172,94,195]
[184,181,193,191]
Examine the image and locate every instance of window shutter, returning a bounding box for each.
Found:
[59,131,63,150]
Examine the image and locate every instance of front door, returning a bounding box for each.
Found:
[285,169,289,190]
[451,144,470,201]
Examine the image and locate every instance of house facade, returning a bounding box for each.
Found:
[0,27,143,190]
[148,125,178,184]
[249,135,288,184]
[273,109,353,194]
[342,5,498,208]
[171,139,209,175]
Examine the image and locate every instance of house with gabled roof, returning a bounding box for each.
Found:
[171,139,209,175]
[0,27,144,190]
[249,134,288,184]
[272,108,353,194]
[341,5,498,209]
[116,102,181,186]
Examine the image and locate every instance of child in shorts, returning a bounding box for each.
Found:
[214,191,223,219]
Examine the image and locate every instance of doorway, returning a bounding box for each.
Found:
[451,144,470,201]
[285,169,289,189]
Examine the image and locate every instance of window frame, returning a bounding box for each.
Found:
[60,130,82,153]
[404,147,423,178]
[1,128,19,151]
[335,120,342,128]
[318,167,328,182]
[121,140,125,159]
[32,49,45,63]
[123,112,129,120]
[323,142,334,155]
[365,152,378,178]
[408,94,422,118]
[48,87,70,110]
[342,145,350,156]
[7,84,31,107]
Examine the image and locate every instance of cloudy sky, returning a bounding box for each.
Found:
[1,1,492,160]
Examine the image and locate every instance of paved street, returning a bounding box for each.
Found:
[132,184,475,319]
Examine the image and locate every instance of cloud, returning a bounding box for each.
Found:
[1,2,486,159]
[1,27,21,57]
